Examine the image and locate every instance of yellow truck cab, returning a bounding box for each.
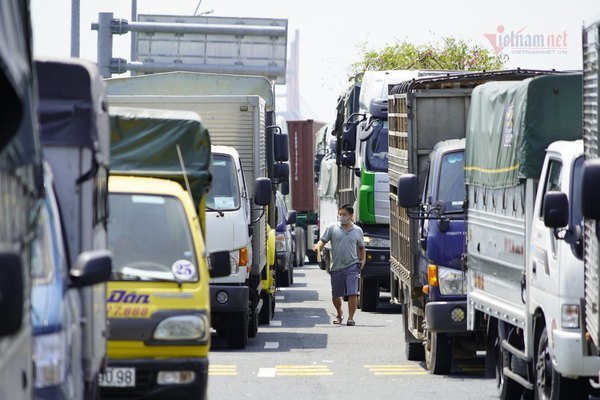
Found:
[101,108,229,400]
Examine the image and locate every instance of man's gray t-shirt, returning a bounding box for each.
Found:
[321,223,365,272]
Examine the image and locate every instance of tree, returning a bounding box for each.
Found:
[350,37,508,76]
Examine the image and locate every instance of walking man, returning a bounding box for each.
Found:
[313,204,365,326]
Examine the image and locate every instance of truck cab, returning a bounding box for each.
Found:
[207,145,272,348]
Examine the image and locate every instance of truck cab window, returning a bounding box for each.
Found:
[540,159,563,218]
[207,154,241,210]
[437,151,465,212]
[365,119,388,172]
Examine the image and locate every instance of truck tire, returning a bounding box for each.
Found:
[226,311,248,349]
[248,306,258,338]
[359,278,379,312]
[534,326,584,400]
[402,304,424,361]
[259,292,273,325]
[494,330,524,400]
[295,227,306,266]
[425,331,453,375]
[278,267,291,287]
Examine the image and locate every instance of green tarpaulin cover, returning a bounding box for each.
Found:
[110,107,212,207]
[465,73,582,188]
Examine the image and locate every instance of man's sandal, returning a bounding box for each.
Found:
[333,315,343,325]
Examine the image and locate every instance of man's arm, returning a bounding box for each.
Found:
[358,246,366,271]
[313,239,326,252]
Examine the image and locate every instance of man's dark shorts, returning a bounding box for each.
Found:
[330,263,359,297]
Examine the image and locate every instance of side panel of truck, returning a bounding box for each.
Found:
[583,21,600,350]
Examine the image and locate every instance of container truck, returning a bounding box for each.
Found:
[0,2,43,397]
[286,119,326,264]
[341,70,435,311]
[463,73,600,399]
[105,72,288,347]
[102,107,232,399]
[35,58,113,399]
[389,70,553,373]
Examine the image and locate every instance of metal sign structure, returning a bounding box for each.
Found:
[134,15,288,84]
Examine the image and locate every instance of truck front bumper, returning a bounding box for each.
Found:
[210,285,249,314]
[552,329,600,377]
[361,248,390,280]
[99,358,208,400]
[425,300,467,333]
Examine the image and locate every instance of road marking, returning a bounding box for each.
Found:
[258,368,276,378]
[274,307,283,312]
[274,365,333,376]
[275,295,285,301]
[264,342,279,349]
[270,320,282,326]
[364,365,428,376]
[209,365,238,376]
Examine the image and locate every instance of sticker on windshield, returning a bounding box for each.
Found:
[214,197,235,208]
[171,260,195,281]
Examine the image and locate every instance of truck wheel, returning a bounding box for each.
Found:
[494,333,523,399]
[277,267,290,287]
[248,306,258,338]
[425,330,453,375]
[259,292,273,325]
[226,311,248,349]
[295,227,306,266]
[402,304,424,361]
[289,265,294,285]
[359,278,379,312]
[534,326,583,400]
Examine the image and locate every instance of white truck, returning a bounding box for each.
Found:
[465,73,600,399]
[105,72,288,348]
[35,58,113,399]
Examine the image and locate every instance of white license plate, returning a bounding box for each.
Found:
[98,367,136,387]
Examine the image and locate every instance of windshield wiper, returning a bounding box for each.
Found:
[206,205,224,217]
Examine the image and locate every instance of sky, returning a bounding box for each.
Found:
[31,0,599,123]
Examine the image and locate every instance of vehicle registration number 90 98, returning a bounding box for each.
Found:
[98,367,136,387]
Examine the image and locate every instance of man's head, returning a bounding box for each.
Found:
[338,204,353,225]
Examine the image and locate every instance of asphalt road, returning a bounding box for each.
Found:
[207,263,497,400]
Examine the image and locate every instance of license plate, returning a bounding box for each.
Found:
[98,367,136,387]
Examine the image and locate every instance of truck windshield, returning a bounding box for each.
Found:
[108,194,198,282]
[571,156,583,227]
[207,154,240,211]
[437,151,465,212]
[365,119,388,172]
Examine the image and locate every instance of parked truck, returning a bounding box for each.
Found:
[389,70,553,373]
[34,58,113,400]
[286,119,327,265]
[340,70,433,311]
[463,73,600,399]
[0,1,44,398]
[105,71,288,348]
[102,107,232,399]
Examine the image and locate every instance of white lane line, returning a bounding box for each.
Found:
[274,307,283,313]
[258,368,277,377]
[275,295,285,301]
[270,320,282,327]
[264,342,280,349]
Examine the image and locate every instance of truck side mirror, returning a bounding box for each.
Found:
[341,152,355,167]
[582,159,600,220]
[543,191,569,228]
[281,180,290,196]
[274,134,289,162]
[273,162,289,181]
[208,251,231,278]
[70,249,112,287]
[287,210,297,225]
[397,174,420,208]
[254,177,272,206]
[0,250,24,337]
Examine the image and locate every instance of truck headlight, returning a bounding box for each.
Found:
[363,236,390,248]
[154,315,208,340]
[437,266,466,295]
[229,250,240,274]
[275,234,286,253]
[561,304,580,329]
[33,331,67,388]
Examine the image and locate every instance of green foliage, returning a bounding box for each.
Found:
[350,37,508,76]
